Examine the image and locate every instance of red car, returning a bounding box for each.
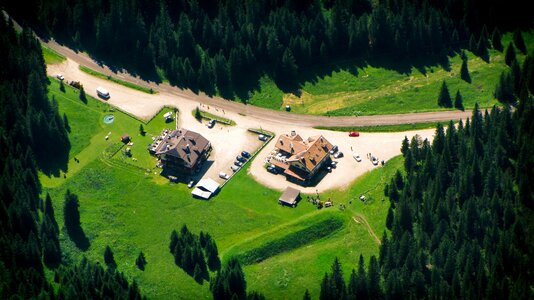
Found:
[349,131,360,137]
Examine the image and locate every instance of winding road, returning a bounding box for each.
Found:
[43,38,474,126]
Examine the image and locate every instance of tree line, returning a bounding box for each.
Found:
[170,225,221,283]
[0,17,146,299]
[316,95,534,297]
[5,0,531,99]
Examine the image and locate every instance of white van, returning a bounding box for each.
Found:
[96,87,110,100]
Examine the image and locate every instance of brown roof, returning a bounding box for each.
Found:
[274,133,333,174]
[283,167,307,181]
[279,186,300,205]
[155,129,210,168]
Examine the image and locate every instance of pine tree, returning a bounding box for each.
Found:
[139,124,145,136]
[79,86,86,103]
[193,264,203,283]
[513,30,527,54]
[438,81,452,107]
[63,190,80,231]
[491,28,503,51]
[386,206,394,230]
[505,42,516,66]
[104,245,117,269]
[303,289,311,300]
[367,256,382,299]
[494,70,516,103]
[455,90,464,111]
[461,56,471,83]
[195,107,202,121]
[135,251,146,271]
[59,80,65,92]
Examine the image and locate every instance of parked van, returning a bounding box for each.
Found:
[96,86,110,100]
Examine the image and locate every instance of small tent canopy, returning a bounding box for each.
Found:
[163,112,173,120]
[278,186,300,207]
[191,178,220,199]
[121,134,131,143]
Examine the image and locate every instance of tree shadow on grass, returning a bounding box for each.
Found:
[66,225,90,251]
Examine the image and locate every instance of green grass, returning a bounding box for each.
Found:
[315,121,448,132]
[248,32,534,116]
[41,44,66,64]
[79,65,156,94]
[42,77,406,299]
[193,108,236,125]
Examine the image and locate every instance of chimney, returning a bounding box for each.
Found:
[291,130,296,136]
[290,142,294,153]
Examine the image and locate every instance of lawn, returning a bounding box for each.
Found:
[246,32,533,116]
[42,77,405,299]
[41,44,66,64]
[79,65,157,94]
[315,121,448,132]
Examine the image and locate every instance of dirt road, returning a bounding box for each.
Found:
[43,38,474,126]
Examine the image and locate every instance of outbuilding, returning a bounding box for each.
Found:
[278,186,301,207]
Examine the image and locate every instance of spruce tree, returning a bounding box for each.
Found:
[454,90,464,111]
[505,42,516,66]
[386,206,394,230]
[59,80,65,92]
[79,86,86,103]
[195,107,202,121]
[494,70,516,103]
[139,124,145,136]
[438,81,452,107]
[63,190,80,231]
[104,245,117,269]
[513,30,527,54]
[461,56,471,83]
[135,251,146,271]
[491,28,503,51]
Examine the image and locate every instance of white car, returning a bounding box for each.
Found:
[353,153,362,162]
[258,134,268,141]
[187,180,195,188]
[219,172,230,180]
[371,156,379,165]
[333,151,343,159]
[231,165,239,172]
[56,74,64,80]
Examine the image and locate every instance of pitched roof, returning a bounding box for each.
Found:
[155,129,210,168]
[279,186,300,205]
[196,178,220,193]
[274,133,333,174]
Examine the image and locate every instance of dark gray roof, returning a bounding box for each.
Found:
[155,129,210,168]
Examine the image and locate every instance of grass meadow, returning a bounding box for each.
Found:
[246,32,533,116]
[41,79,402,299]
[41,44,66,64]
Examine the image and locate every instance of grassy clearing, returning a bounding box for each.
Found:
[42,79,405,299]
[41,44,65,64]
[79,65,156,94]
[193,108,236,125]
[315,121,447,132]
[249,32,533,116]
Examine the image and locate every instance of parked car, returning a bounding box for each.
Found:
[234,161,243,167]
[236,155,247,162]
[187,180,195,188]
[371,156,379,165]
[231,165,239,172]
[353,153,362,162]
[56,74,64,80]
[349,131,360,137]
[267,166,278,174]
[207,119,216,128]
[326,166,332,172]
[330,161,337,168]
[219,172,230,180]
[329,145,339,155]
[333,151,343,159]
[241,151,251,158]
[258,134,268,141]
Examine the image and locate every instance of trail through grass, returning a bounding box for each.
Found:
[79,65,156,94]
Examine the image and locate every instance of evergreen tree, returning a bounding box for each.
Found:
[136,251,147,271]
[494,70,516,103]
[63,189,80,231]
[59,80,65,92]
[195,106,202,121]
[386,206,394,230]
[79,86,86,103]
[104,245,117,269]
[513,30,527,54]
[491,28,503,51]
[454,90,464,111]
[438,81,452,107]
[461,56,471,83]
[303,289,311,300]
[139,124,145,136]
[505,42,516,66]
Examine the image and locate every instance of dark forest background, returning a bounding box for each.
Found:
[3,0,533,99]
